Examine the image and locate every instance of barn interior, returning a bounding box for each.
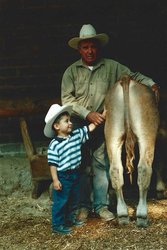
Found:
[0,0,167,197]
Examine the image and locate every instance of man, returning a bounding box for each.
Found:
[61,24,159,221]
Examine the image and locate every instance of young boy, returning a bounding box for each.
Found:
[44,104,102,235]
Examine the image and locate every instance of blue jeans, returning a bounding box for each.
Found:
[52,169,80,228]
[71,116,110,213]
[79,140,110,212]
[92,142,110,212]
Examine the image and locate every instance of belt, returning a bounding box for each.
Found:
[64,167,80,173]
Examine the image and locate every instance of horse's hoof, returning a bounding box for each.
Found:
[118,216,129,225]
[137,217,148,227]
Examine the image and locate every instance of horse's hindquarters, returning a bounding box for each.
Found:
[104,76,159,227]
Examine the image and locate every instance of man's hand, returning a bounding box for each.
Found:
[86,111,106,125]
[151,83,160,104]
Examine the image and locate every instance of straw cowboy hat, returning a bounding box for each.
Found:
[68,24,109,49]
[44,104,72,138]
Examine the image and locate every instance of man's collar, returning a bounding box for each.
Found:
[76,58,105,68]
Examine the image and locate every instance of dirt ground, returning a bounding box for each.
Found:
[0,190,167,250]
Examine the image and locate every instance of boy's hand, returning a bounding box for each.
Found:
[53,179,62,190]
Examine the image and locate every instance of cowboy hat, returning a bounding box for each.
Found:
[44,104,72,138]
[68,24,109,49]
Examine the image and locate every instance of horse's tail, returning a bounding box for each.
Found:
[120,75,136,183]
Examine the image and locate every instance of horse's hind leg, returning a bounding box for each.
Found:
[137,143,155,227]
[109,140,129,225]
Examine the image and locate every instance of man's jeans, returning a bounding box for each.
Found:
[52,169,80,228]
[79,139,110,213]
[92,146,110,212]
[71,115,110,213]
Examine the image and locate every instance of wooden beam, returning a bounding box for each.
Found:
[0,97,61,117]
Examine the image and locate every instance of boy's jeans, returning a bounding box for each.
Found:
[52,169,80,228]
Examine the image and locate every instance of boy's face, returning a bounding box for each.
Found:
[53,114,73,137]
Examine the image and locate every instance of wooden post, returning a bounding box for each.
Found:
[20,117,36,159]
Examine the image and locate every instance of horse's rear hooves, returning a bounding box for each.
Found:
[118,216,129,225]
[137,217,148,227]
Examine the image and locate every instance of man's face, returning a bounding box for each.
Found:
[78,39,100,66]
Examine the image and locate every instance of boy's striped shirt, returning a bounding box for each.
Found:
[47,126,89,171]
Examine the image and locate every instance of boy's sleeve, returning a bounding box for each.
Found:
[47,147,59,167]
[79,126,89,144]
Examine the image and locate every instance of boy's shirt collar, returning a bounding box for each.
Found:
[54,132,74,142]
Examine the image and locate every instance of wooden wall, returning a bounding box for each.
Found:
[0,0,166,144]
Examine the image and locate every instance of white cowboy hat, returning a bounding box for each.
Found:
[68,24,109,49]
[44,104,72,138]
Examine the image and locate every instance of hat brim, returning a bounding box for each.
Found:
[44,105,72,138]
[68,33,109,49]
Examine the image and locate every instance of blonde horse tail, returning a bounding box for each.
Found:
[120,75,136,183]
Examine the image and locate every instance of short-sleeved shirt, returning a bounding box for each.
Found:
[61,58,155,119]
[47,126,89,171]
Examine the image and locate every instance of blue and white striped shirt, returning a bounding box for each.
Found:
[47,126,89,171]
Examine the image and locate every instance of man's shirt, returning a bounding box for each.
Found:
[61,58,155,119]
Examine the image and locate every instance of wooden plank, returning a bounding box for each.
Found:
[19,117,51,198]
[0,97,60,117]
[30,155,51,179]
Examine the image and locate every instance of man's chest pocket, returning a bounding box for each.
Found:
[92,79,110,95]
[74,79,90,97]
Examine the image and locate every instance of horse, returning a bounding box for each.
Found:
[104,75,159,227]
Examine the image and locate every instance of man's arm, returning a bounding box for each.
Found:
[116,62,160,103]
[61,68,90,119]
